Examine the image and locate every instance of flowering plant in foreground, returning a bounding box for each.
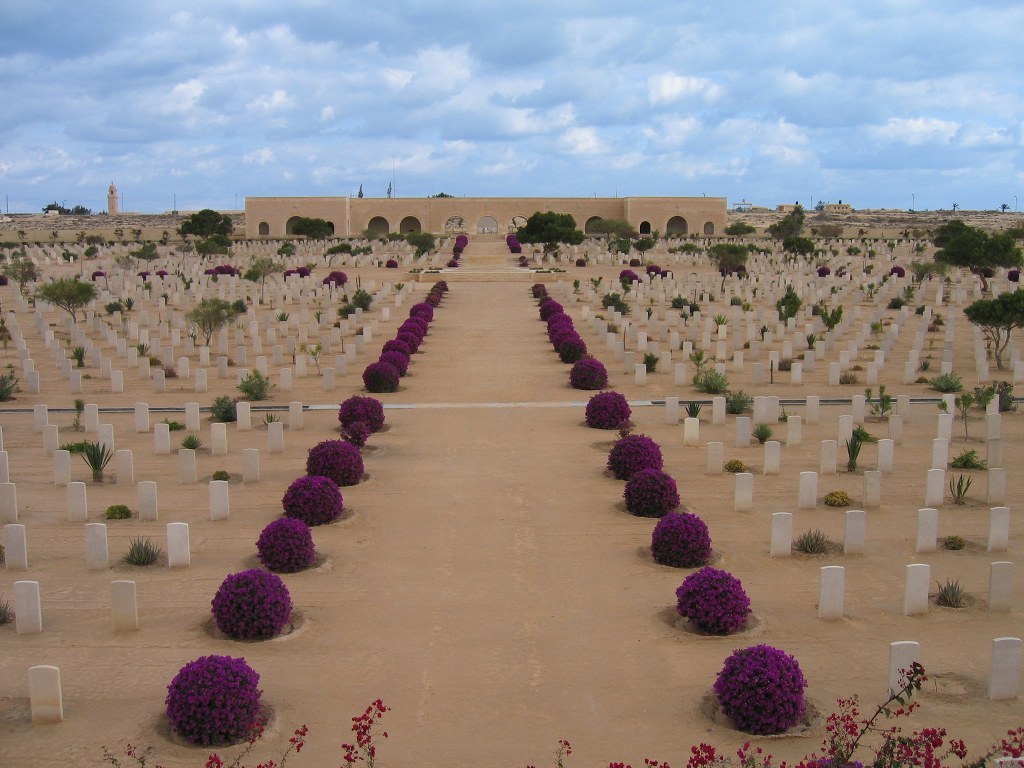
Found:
[342,699,390,767]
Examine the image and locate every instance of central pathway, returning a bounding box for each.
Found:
[310,282,696,767]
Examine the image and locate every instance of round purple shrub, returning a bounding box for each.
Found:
[91,270,106,281]
[257,518,316,573]
[629,258,642,267]
[585,391,631,429]
[0,276,8,286]
[323,270,348,286]
[338,395,385,433]
[307,439,364,487]
[623,468,679,517]
[607,434,663,480]
[817,266,831,277]
[282,474,344,526]
[385,258,399,268]
[379,349,409,377]
[409,302,434,322]
[342,419,371,448]
[569,358,608,390]
[531,284,548,299]
[382,338,412,357]
[165,655,262,746]
[401,316,428,337]
[890,265,906,278]
[619,269,640,284]
[362,361,400,393]
[675,566,751,634]
[650,511,712,567]
[396,330,422,353]
[714,645,807,735]
[575,258,587,267]
[211,569,292,640]
[557,336,588,364]
[1009,269,1020,283]
[446,258,460,268]
[539,299,564,321]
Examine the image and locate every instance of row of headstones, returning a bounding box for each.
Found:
[812,560,1016,618]
[887,638,1021,703]
[769,507,1013,556]
[4,511,202,572]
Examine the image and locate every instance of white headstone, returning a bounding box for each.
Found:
[734,473,753,512]
[242,448,260,483]
[989,637,1022,700]
[85,522,109,569]
[925,468,944,507]
[989,561,1015,612]
[178,448,196,484]
[819,566,845,620]
[888,641,920,696]
[844,510,866,555]
[14,580,42,634]
[66,482,87,522]
[137,481,158,521]
[4,523,28,569]
[209,480,230,521]
[798,471,818,509]
[166,522,190,567]
[770,512,792,557]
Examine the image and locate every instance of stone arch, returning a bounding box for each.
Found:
[509,215,528,233]
[639,220,652,235]
[666,216,688,235]
[584,216,604,235]
[400,216,422,233]
[366,216,390,236]
[703,221,715,235]
[285,216,303,235]
[258,222,270,236]
[477,215,498,234]
[445,215,466,234]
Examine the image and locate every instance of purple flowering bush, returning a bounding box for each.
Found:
[714,644,807,735]
[890,265,906,278]
[282,474,344,526]
[557,336,588,364]
[342,419,371,448]
[585,391,631,429]
[307,439,364,487]
[362,361,400,392]
[165,655,262,746]
[675,566,751,634]
[396,330,422,353]
[531,284,548,299]
[817,266,831,277]
[623,468,679,517]
[650,511,712,567]
[378,349,409,377]
[619,269,640,284]
[256,518,316,573]
[385,258,399,268]
[607,434,663,480]
[409,302,434,322]
[211,569,292,640]
[323,270,348,286]
[1009,269,1020,283]
[382,338,412,357]
[338,395,385,433]
[569,358,608,390]
[539,299,564,321]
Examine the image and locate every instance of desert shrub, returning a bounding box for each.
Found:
[794,529,834,554]
[211,568,292,641]
[585,391,631,429]
[210,395,237,423]
[675,566,751,635]
[694,370,729,394]
[623,468,680,517]
[378,349,410,377]
[714,645,806,735]
[941,535,966,551]
[165,655,263,746]
[776,357,793,372]
[0,371,20,401]
[601,292,630,315]
[0,594,12,625]
[930,372,963,393]
[237,370,274,401]
[650,511,711,568]
[212,470,231,481]
[607,434,663,480]
[951,449,986,470]
[557,336,588,364]
[936,579,965,608]
[362,361,400,393]
[643,352,659,372]
[59,440,90,454]
[181,434,202,450]
[887,297,906,310]
[569,358,608,390]
[123,537,161,566]
[105,504,132,520]
[839,371,859,385]
[282,475,344,526]
[724,459,748,474]
[752,423,773,444]
[307,439,364,487]
[338,396,385,433]
[256,518,316,573]
[823,490,851,507]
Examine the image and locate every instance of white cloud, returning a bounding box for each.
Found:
[320,106,335,122]
[381,68,414,90]
[869,117,960,145]
[647,73,722,105]
[561,127,606,155]
[243,148,275,165]
[247,89,291,112]
[162,79,205,114]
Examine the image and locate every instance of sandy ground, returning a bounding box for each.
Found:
[0,250,1021,768]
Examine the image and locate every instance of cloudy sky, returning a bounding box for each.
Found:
[2,1,1022,214]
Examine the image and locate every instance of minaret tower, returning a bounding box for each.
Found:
[107,182,119,214]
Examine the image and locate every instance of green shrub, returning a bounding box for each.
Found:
[180,434,202,450]
[643,353,659,373]
[212,470,231,481]
[950,449,986,470]
[941,535,966,551]
[887,297,906,310]
[123,537,161,566]
[694,370,729,394]
[949,474,972,504]
[723,459,748,474]
[161,419,186,431]
[752,424,773,444]
[81,441,114,483]
[851,425,877,443]
[59,440,91,454]
[684,401,702,418]
[823,490,851,507]
[601,292,630,315]
[238,370,274,401]
[794,529,834,554]
[935,579,965,608]
[210,395,237,423]
[930,372,963,393]
[777,358,793,372]
[725,390,752,414]
[0,594,12,625]
[105,504,132,520]
[0,371,20,401]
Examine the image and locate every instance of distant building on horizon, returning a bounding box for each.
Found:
[244,195,728,239]
[107,183,119,215]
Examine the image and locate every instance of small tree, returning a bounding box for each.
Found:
[405,232,436,256]
[964,289,1024,369]
[633,237,656,257]
[180,209,233,238]
[933,220,1022,292]
[589,218,638,239]
[290,217,334,240]
[243,256,284,304]
[767,205,805,239]
[782,236,815,256]
[2,256,39,296]
[186,298,240,345]
[516,211,585,256]
[35,278,98,322]
[776,285,802,322]
[708,243,749,291]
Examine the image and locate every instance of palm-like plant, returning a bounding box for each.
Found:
[81,441,114,483]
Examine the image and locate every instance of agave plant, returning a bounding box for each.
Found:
[81,441,114,483]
